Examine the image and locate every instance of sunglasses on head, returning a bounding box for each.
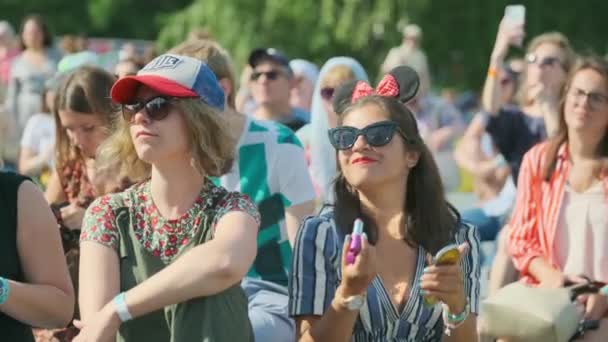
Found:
[122,96,176,122]
[328,121,410,151]
[250,70,283,81]
[320,87,335,101]
[526,54,562,68]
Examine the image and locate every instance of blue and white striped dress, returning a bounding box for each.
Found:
[288,212,481,341]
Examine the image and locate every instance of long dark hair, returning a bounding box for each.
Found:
[543,55,608,181]
[333,95,458,254]
[19,14,53,50]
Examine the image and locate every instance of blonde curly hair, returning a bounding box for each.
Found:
[96,97,234,183]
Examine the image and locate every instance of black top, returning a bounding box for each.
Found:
[0,172,35,342]
[284,118,307,132]
[486,106,546,182]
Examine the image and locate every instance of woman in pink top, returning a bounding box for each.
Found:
[508,55,608,339]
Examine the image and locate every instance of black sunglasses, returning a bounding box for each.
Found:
[122,96,176,122]
[320,87,335,101]
[250,70,283,81]
[328,121,410,150]
[526,54,563,68]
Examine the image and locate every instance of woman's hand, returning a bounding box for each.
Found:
[491,19,525,63]
[419,243,469,313]
[73,304,121,342]
[576,293,608,321]
[60,204,86,231]
[338,233,377,297]
[538,272,588,289]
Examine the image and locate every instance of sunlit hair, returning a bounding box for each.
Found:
[321,65,356,88]
[333,95,458,254]
[518,32,575,106]
[54,66,116,172]
[169,39,237,109]
[96,98,234,183]
[543,55,608,180]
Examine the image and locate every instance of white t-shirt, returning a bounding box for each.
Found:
[555,182,608,282]
[20,113,55,166]
[216,117,315,286]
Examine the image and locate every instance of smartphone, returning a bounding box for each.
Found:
[423,244,460,306]
[433,244,461,266]
[504,5,526,26]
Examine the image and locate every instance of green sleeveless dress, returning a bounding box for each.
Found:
[81,181,259,342]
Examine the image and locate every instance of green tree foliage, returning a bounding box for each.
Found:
[157,0,425,84]
[3,0,606,91]
[158,0,608,91]
[1,0,189,39]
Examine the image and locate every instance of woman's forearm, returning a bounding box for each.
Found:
[19,152,48,176]
[481,56,504,116]
[442,316,478,342]
[528,257,562,284]
[123,234,255,320]
[0,280,74,328]
[299,287,360,342]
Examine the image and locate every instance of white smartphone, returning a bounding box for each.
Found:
[504,5,526,26]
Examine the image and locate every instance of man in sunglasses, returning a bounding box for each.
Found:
[170,40,315,342]
[247,48,309,132]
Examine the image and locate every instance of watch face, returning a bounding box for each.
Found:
[346,295,365,310]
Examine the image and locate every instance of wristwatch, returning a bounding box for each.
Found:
[334,293,366,311]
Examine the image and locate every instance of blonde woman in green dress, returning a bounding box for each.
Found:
[74,54,260,342]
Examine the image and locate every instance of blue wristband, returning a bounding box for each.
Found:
[113,292,133,322]
[0,277,10,305]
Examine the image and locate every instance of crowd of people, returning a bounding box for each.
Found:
[0,11,607,342]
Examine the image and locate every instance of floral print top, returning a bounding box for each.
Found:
[80,180,260,262]
[61,159,96,208]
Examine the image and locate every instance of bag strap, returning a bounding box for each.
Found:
[568,279,606,301]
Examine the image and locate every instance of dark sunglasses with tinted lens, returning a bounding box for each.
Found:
[122,96,175,122]
[250,70,282,81]
[328,121,410,150]
[526,54,562,68]
[320,87,335,101]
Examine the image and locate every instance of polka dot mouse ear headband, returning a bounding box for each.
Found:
[332,65,420,115]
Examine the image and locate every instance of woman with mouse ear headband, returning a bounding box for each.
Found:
[288,66,481,341]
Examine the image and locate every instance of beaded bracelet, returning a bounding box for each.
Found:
[0,277,10,305]
[442,302,470,336]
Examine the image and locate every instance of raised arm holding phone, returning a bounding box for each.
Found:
[476,6,575,183]
[288,66,481,342]
[482,5,526,116]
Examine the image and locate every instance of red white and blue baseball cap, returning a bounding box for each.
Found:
[110,53,225,111]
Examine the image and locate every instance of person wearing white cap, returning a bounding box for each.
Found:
[75,54,259,342]
[380,23,430,87]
